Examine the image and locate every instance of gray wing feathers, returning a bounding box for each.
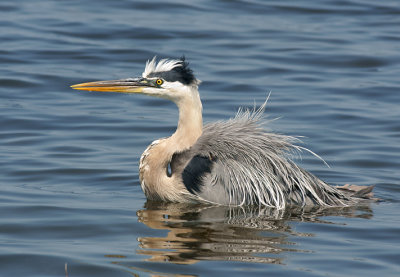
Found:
[178,103,355,209]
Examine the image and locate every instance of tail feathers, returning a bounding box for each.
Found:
[336,184,375,199]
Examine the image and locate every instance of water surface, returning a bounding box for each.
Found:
[1,0,400,276]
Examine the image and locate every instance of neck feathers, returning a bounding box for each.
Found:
[171,86,203,151]
[139,85,203,201]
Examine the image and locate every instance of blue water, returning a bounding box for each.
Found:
[1,0,400,276]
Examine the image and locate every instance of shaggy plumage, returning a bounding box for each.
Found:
[72,57,374,209]
[170,100,359,209]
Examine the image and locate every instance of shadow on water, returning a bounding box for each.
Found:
[130,201,373,267]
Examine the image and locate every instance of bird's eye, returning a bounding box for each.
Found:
[156,79,163,86]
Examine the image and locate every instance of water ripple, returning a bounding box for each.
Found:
[1,0,399,276]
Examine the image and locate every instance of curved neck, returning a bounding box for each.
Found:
[139,86,203,201]
[170,88,203,152]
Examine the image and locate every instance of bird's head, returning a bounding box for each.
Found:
[71,57,200,103]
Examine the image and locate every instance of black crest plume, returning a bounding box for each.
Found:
[148,56,196,85]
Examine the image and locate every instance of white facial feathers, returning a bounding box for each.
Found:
[143,57,183,78]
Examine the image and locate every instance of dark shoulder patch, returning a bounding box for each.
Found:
[182,155,214,194]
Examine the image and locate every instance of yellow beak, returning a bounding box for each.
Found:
[71,78,150,94]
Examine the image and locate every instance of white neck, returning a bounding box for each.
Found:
[169,86,203,152]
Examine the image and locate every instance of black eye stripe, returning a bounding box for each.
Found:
[149,71,180,83]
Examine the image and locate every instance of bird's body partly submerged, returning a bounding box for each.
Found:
[72,57,373,209]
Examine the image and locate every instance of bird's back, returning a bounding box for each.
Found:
[171,105,359,209]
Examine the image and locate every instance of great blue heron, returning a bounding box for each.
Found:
[71,57,373,209]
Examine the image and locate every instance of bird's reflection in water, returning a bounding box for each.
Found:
[135,201,373,265]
